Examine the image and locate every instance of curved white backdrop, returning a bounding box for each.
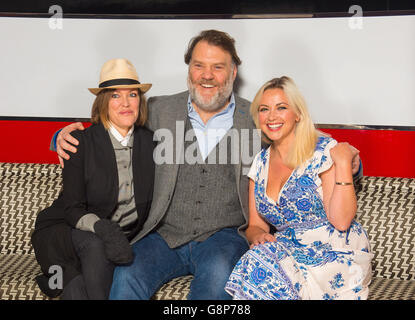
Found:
[0,15,414,126]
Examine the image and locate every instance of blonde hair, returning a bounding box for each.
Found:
[90,89,148,129]
[250,76,321,168]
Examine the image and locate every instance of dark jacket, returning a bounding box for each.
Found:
[31,123,155,286]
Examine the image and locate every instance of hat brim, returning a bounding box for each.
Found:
[88,83,152,95]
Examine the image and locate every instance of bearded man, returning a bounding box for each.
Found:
[55,30,256,300]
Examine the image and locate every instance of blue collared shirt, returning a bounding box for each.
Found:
[187,94,235,161]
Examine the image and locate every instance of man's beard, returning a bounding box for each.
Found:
[187,71,234,113]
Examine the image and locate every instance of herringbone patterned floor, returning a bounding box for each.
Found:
[355,177,415,281]
[1,163,414,300]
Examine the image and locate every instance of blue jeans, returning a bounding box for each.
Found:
[109,228,248,300]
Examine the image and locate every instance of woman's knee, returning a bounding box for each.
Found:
[72,230,106,261]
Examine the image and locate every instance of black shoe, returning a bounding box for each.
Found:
[35,274,62,298]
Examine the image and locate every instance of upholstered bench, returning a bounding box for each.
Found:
[1,163,414,300]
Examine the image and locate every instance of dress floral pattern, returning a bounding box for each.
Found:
[225,136,373,300]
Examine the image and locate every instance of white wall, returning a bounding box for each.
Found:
[0,15,414,126]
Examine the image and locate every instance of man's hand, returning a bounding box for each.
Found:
[349,145,361,176]
[57,122,85,168]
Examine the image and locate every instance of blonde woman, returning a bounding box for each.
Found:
[225,76,373,300]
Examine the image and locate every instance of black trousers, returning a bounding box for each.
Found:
[61,229,114,300]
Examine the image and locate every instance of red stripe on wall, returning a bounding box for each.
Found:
[0,120,91,164]
[0,120,414,178]
[319,128,415,178]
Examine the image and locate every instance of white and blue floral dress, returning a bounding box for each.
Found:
[225,136,373,300]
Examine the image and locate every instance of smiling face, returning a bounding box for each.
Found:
[187,40,237,113]
[108,88,140,136]
[258,88,300,145]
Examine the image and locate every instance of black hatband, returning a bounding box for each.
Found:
[99,78,140,88]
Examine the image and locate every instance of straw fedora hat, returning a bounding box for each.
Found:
[88,58,152,95]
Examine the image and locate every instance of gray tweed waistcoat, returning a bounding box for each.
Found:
[157,117,245,248]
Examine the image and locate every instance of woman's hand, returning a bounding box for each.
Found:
[249,231,276,249]
[246,180,276,249]
[330,142,356,167]
[93,219,134,265]
[321,142,357,231]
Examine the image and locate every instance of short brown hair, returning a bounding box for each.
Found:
[184,29,241,66]
[90,89,148,128]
